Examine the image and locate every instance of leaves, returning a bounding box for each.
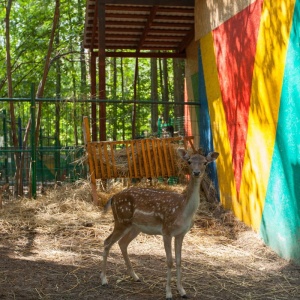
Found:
[0,0,184,145]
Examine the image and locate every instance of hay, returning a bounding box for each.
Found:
[90,139,194,180]
[0,181,299,300]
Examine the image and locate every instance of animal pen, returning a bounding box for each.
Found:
[0,86,201,199]
[82,116,217,205]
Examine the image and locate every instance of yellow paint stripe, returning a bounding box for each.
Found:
[200,33,238,212]
[239,0,296,230]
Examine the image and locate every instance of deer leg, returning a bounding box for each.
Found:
[163,235,173,300]
[118,227,141,282]
[101,226,131,285]
[175,235,187,298]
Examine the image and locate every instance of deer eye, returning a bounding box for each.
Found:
[188,161,191,165]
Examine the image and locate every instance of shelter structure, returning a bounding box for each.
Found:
[83,0,194,141]
[84,0,300,264]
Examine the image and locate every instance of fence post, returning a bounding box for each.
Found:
[30,84,37,198]
[2,109,9,184]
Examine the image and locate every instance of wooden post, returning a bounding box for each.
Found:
[91,52,97,141]
[98,1,106,141]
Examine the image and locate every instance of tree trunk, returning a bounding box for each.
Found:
[151,57,158,134]
[20,0,60,195]
[173,58,185,120]
[78,0,87,98]
[162,58,169,123]
[35,0,60,144]
[55,25,61,181]
[71,52,78,145]
[79,37,88,142]
[112,57,118,141]
[5,0,21,196]
[132,57,138,139]
[67,5,78,146]
[121,58,125,140]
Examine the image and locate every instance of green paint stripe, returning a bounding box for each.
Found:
[260,0,300,263]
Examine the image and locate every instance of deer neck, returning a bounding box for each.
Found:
[182,175,202,218]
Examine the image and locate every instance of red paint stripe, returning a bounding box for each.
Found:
[212,0,263,197]
[184,79,193,136]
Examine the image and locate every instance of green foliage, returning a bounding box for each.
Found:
[0,0,183,146]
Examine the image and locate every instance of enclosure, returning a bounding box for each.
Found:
[0,85,199,198]
[2,3,300,300]
[0,182,299,299]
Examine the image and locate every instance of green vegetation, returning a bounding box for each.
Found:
[1,0,185,144]
[0,0,185,196]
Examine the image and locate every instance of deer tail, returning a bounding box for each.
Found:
[103,197,112,213]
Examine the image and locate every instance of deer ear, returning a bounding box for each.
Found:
[196,148,204,155]
[206,152,219,162]
[177,148,190,161]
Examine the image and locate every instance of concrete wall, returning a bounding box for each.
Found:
[195,0,256,39]
[188,0,300,263]
[185,40,200,147]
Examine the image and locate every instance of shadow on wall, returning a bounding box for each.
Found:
[212,0,263,204]
[199,0,300,264]
[256,0,300,264]
[259,118,300,263]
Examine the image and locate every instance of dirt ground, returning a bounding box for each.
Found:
[0,181,299,300]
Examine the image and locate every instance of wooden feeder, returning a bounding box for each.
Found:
[82,116,196,204]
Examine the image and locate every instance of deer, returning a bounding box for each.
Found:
[101,149,219,299]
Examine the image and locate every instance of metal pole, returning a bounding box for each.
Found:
[3,109,9,184]
[18,117,22,149]
[40,127,44,184]
[30,84,37,198]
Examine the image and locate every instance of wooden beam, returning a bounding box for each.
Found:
[105,20,192,28]
[106,28,189,35]
[105,13,193,23]
[137,5,157,52]
[105,5,193,14]
[90,3,98,54]
[178,26,195,53]
[98,0,194,6]
[92,50,186,58]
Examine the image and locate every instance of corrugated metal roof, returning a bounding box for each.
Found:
[83,0,195,58]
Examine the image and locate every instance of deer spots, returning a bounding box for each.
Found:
[112,187,187,230]
[112,197,135,224]
[154,212,164,219]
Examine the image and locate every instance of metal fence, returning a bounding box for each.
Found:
[0,146,87,194]
[0,85,88,197]
[0,84,200,198]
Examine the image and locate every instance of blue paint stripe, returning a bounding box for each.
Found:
[198,45,220,199]
[198,45,213,152]
[260,0,300,263]
[191,72,200,128]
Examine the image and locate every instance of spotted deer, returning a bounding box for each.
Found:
[101,149,219,299]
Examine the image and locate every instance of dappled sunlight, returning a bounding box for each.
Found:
[198,1,299,266]
[211,97,236,211]
[199,33,236,212]
[0,181,299,299]
[239,0,295,232]
[212,0,262,197]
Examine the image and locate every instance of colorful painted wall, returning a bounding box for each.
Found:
[186,0,300,263]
